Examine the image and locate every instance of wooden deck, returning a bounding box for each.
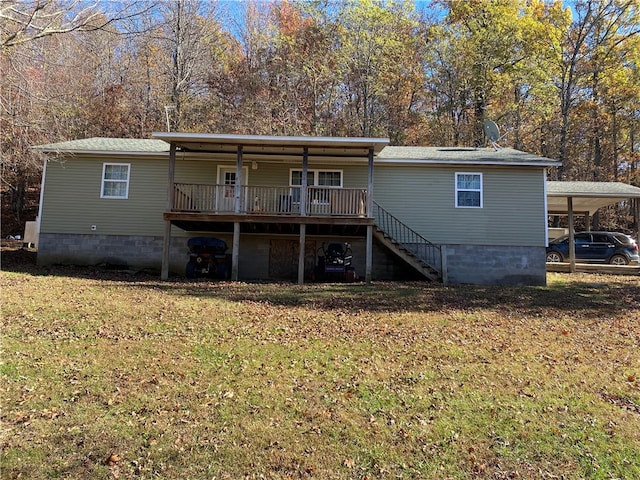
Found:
[164,212,374,236]
[173,183,368,217]
[167,183,373,235]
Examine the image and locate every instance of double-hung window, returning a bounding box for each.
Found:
[101,163,130,199]
[290,169,342,204]
[455,172,482,208]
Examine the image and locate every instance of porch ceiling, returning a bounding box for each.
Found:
[152,132,389,158]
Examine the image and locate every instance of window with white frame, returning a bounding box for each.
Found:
[101,163,130,199]
[290,169,342,203]
[455,172,482,208]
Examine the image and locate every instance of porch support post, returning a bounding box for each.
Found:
[232,222,240,281]
[440,245,448,285]
[161,143,177,280]
[298,224,306,285]
[367,148,374,216]
[365,148,374,284]
[365,225,373,284]
[585,212,591,231]
[635,199,640,247]
[300,147,308,216]
[568,197,576,273]
[230,145,243,282]
[235,146,243,213]
[297,147,309,284]
[161,222,172,280]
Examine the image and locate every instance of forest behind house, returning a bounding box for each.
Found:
[1,0,639,236]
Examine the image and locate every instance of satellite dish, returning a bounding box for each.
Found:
[483,120,502,149]
[483,120,500,142]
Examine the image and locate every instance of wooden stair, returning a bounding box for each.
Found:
[372,201,444,283]
[372,228,442,281]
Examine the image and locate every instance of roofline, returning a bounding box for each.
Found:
[547,192,640,198]
[152,132,390,154]
[375,158,561,167]
[32,148,169,157]
[31,148,560,167]
[547,181,640,198]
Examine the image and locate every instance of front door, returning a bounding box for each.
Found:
[217,167,248,212]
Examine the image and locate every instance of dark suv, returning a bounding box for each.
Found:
[546,231,639,265]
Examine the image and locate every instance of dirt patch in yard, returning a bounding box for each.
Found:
[0,240,37,271]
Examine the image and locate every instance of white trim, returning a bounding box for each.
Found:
[100,162,130,199]
[290,168,343,206]
[216,165,249,184]
[36,158,48,239]
[543,169,549,247]
[455,172,483,208]
[216,165,249,211]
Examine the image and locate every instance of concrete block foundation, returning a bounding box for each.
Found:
[443,244,546,286]
[37,233,547,285]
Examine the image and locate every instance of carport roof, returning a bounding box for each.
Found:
[547,181,640,215]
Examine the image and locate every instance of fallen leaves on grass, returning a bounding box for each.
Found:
[1,270,639,479]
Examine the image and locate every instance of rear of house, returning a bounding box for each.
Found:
[34,135,559,285]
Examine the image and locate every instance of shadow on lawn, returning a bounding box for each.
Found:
[2,246,639,317]
[200,280,640,319]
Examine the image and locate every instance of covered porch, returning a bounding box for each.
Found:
[153,132,389,283]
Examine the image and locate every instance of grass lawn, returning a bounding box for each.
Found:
[1,258,639,479]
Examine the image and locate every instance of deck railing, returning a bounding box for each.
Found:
[173,183,368,217]
[372,200,442,271]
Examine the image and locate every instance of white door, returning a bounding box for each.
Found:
[217,166,248,212]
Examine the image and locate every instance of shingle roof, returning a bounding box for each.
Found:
[32,136,561,167]
[547,181,640,197]
[377,146,560,167]
[33,137,169,153]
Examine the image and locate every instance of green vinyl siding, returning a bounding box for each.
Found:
[41,157,371,237]
[174,160,220,184]
[174,161,368,188]
[40,156,168,236]
[373,165,546,246]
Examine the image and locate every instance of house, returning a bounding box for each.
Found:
[33,133,561,285]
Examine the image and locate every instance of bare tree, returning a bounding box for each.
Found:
[1,0,151,48]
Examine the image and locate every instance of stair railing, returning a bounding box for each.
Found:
[372,201,443,274]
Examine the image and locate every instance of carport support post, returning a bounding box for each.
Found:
[161,142,177,280]
[568,197,576,273]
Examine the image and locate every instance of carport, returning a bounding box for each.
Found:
[547,181,640,272]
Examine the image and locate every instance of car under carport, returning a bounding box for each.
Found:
[546,181,640,274]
